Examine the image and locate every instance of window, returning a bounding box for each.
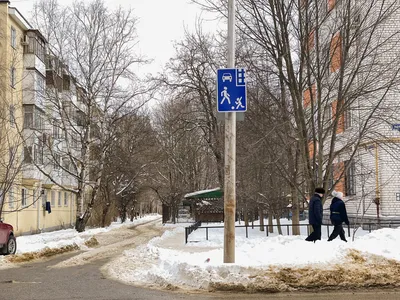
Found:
[51,191,55,207]
[53,121,60,139]
[24,105,44,130]
[53,153,61,169]
[62,157,71,171]
[64,192,68,206]
[396,193,400,201]
[11,26,16,48]
[24,105,33,128]
[8,187,14,209]
[9,105,15,127]
[36,75,46,104]
[323,104,332,128]
[43,190,47,207]
[26,36,45,61]
[33,143,44,165]
[10,67,16,87]
[345,160,356,196]
[344,108,352,130]
[9,147,15,165]
[23,146,32,164]
[21,189,27,207]
[33,190,37,208]
[58,191,62,206]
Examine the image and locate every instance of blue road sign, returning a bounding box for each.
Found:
[217,68,247,112]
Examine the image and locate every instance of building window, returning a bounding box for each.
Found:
[58,191,62,206]
[53,153,61,169]
[23,146,32,164]
[9,105,15,127]
[8,187,14,209]
[43,190,47,207]
[24,105,44,130]
[344,108,352,130]
[33,142,44,165]
[53,121,61,139]
[345,160,356,196]
[26,36,45,62]
[36,74,46,104]
[32,190,37,208]
[51,191,55,207]
[396,193,400,201]
[9,147,15,166]
[11,26,16,48]
[10,67,16,88]
[21,189,27,207]
[64,192,68,206]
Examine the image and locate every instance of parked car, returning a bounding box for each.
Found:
[0,220,16,255]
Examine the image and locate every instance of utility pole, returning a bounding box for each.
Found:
[224,0,236,263]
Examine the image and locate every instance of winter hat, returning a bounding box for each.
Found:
[315,187,325,194]
[332,190,343,200]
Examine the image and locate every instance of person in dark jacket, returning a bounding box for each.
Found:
[305,187,325,242]
[328,191,349,242]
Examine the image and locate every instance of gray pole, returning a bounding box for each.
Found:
[224,0,236,263]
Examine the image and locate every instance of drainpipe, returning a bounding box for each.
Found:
[374,143,381,225]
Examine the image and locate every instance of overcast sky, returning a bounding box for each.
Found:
[15,0,220,76]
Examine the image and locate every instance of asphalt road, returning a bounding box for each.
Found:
[0,221,399,300]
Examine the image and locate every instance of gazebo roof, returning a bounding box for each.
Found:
[184,188,223,199]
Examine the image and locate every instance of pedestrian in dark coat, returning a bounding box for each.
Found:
[305,187,325,242]
[328,190,349,242]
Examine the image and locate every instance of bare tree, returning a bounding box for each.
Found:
[151,96,215,223]
[160,26,225,187]
[32,0,150,231]
[194,0,400,212]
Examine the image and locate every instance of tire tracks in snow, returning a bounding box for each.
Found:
[50,218,164,269]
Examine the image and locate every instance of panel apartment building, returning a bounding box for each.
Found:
[0,0,80,234]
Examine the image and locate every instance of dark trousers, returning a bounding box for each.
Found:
[328,224,347,242]
[305,224,321,242]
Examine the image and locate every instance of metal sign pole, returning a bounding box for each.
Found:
[224,0,236,264]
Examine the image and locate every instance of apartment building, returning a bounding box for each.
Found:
[303,0,400,223]
[0,0,77,234]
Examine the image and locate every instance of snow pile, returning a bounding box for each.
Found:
[106,223,400,291]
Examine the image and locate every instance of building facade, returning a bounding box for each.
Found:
[303,0,400,223]
[0,0,77,235]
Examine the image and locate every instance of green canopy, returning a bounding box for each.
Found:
[184,188,223,199]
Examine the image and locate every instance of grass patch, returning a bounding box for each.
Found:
[6,244,80,263]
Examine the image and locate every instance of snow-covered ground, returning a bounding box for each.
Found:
[2,215,400,291]
[106,219,400,291]
[6,214,161,256]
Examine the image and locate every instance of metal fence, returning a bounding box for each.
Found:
[184,221,202,243]
[184,222,400,244]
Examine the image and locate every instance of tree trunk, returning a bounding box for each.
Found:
[259,208,264,231]
[268,213,273,233]
[101,204,110,228]
[291,190,301,235]
[244,206,249,226]
[276,215,283,235]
